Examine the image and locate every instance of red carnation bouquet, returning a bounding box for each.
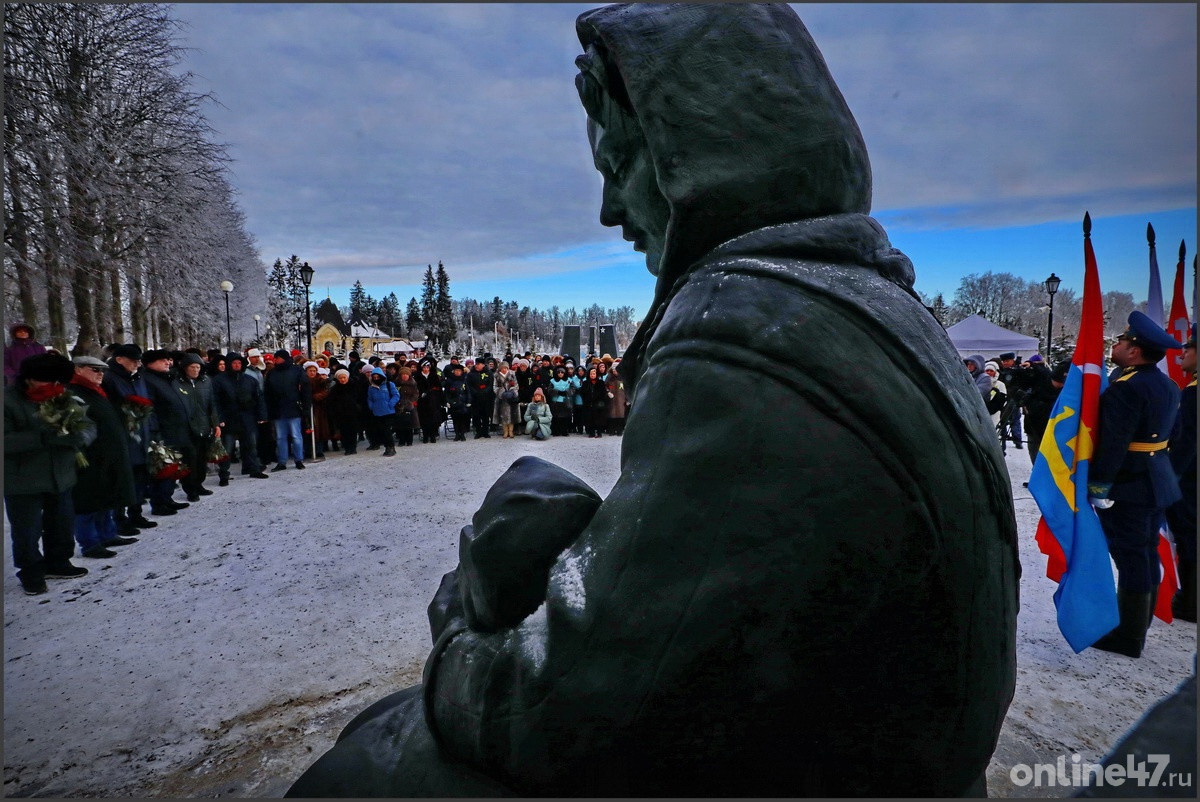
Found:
[28,384,91,468]
[207,436,230,464]
[147,440,190,481]
[122,394,154,441]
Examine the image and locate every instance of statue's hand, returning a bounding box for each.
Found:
[457,456,602,632]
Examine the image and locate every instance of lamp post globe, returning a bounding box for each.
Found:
[253,314,260,341]
[1043,272,1061,358]
[220,280,234,350]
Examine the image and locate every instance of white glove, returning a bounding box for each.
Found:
[1088,497,1114,510]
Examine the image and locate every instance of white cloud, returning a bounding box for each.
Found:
[173,3,1196,279]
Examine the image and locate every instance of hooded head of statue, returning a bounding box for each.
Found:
[574,4,871,283]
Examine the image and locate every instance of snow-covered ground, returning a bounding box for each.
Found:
[3,431,1195,797]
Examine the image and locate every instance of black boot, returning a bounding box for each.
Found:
[1092,590,1153,658]
[1173,559,1197,623]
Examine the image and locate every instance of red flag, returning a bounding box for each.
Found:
[1155,534,1178,623]
[1166,242,1191,388]
[1028,212,1118,651]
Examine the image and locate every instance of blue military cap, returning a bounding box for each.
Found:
[1115,310,1182,351]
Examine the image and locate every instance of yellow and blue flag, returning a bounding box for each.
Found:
[1029,213,1118,653]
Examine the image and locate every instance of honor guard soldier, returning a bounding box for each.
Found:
[1088,311,1184,657]
[1167,324,1196,621]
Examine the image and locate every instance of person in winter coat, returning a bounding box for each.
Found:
[4,352,92,595]
[393,366,419,447]
[963,354,993,400]
[523,387,553,440]
[102,344,159,533]
[468,361,494,439]
[212,352,269,481]
[443,364,471,442]
[289,6,1017,797]
[325,369,363,455]
[981,361,1008,428]
[514,359,536,422]
[414,362,443,443]
[68,356,137,559]
[493,362,520,438]
[580,365,611,437]
[365,367,399,457]
[548,366,573,436]
[606,361,628,435]
[4,323,48,386]
[177,353,220,500]
[1019,354,1056,462]
[263,349,311,471]
[140,350,195,515]
[570,366,587,434]
[304,362,331,460]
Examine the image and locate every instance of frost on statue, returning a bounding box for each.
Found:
[287,4,1019,797]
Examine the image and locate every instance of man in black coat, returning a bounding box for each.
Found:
[996,352,1026,449]
[212,352,269,481]
[140,349,194,516]
[263,349,311,471]
[68,356,137,559]
[442,363,471,441]
[467,360,493,439]
[177,353,220,500]
[102,344,158,534]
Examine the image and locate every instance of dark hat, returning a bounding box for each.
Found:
[349,350,360,359]
[112,343,143,360]
[180,352,205,367]
[18,352,75,383]
[1186,324,1196,349]
[142,349,171,364]
[998,352,1015,362]
[1116,311,1182,352]
[273,349,291,361]
[1051,360,1071,383]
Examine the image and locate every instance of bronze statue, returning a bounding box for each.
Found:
[288,4,1018,796]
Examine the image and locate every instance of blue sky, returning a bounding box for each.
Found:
[170,3,1197,320]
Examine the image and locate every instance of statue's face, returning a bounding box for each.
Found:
[588,116,670,276]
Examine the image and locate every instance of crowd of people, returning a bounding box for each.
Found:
[4,316,1194,640]
[2,326,630,596]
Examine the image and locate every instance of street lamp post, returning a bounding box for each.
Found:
[220,280,234,350]
[253,314,260,342]
[299,262,315,358]
[1043,272,1061,358]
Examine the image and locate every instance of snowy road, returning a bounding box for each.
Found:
[3,432,1195,797]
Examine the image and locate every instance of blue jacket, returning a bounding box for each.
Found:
[366,370,400,417]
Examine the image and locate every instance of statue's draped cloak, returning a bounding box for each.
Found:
[288,4,1019,797]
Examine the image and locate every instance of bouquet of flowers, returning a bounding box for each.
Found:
[122,395,154,441]
[147,440,190,481]
[207,436,230,464]
[29,384,91,468]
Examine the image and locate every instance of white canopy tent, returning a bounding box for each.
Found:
[946,314,1040,358]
